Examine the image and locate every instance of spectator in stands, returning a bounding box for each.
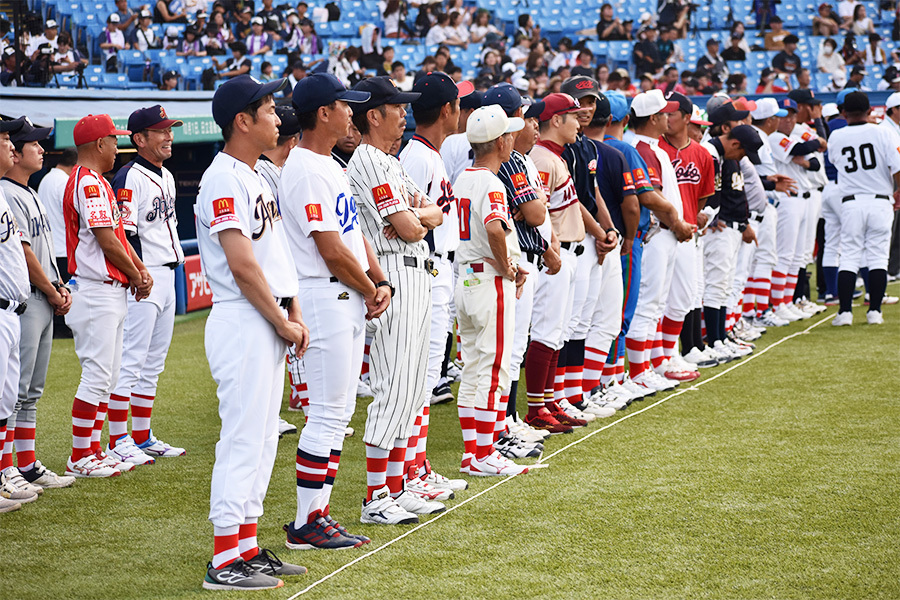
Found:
[177,26,206,56]
[876,65,900,90]
[390,60,413,91]
[657,25,679,63]
[114,0,139,39]
[447,0,474,25]
[470,10,500,44]
[246,16,273,54]
[773,34,802,76]
[841,32,865,65]
[259,60,275,80]
[818,37,846,75]
[376,46,395,75]
[618,68,638,95]
[633,26,663,78]
[448,12,470,45]
[824,69,847,91]
[596,63,610,90]
[657,66,686,94]
[606,68,623,91]
[479,48,502,84]
[838,0,860,28]
[570,47,595,77]
[434,46,453,71]
[597,3,630,41]
[729,22,751,55]
[193,11,209,32]
[726,73,748,94]
[184,0,209,17]
[162,26,180,50]
[381,0,410,40]
[683,76,701,95]
[414,3,440,38]
[101,14,130,73]
[160,69,179,90]
[753,0,777,30]
[638,73,655,92]
[525,50,547,81]
[131,10,162,51]
[332,45,365,87]
[845,64,871,89]
[415,55,438,82]
[0,47,20,87]
[257,0,283,29]
[232,6,253,40]
[722,34,747,61]
[696,38,728,82]
[285,61,306,92]
[755,67,789,93]
[280,10,301,51]
[795,68,812,89]
[447,65,463,82]
[864,32,887,64]
[210,41,251,80]
[28,20,59,59]
[297,18,324,54]
[547,37,576,74]
[155,0,189,23]
[295,2,310,22]
[507,34,531,65]
[846,4,875,35]
[813,3,841,36]
[204,12,232,54]
[52,32,88,74]
[658,0,691,38]
[516,14,538,41]
[763,16,787,51]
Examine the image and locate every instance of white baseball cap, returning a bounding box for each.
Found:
[751,97,789,120]
[822,102,839,118]
[631,89,679,118]
[886,92,900,109]
[832,71,848,87]
[466,105,525,144]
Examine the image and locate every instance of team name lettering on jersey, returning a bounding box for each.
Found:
[335,192,359,233]
[671,158,702,184]
[211,197,237,227]
[435,179,456,215]
[372,183,398,210]
[147,195,176,223]
[306,203,323,222]
[252,193,282,241]
[0,208,17,243]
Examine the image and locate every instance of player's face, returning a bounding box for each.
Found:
[687,122,703,142]
[384,103,407,139]
[777,111,796,134]
[140,127,174,164]
[251,97,280,151]
[0,132,14,175]
[667,110,688,135]
[558,112,580,144]
[99,135,119,173]
[331,100,354,139]
[575,96,596,128]
[446,99,460,136]
[517,116,538,152]
[16,140,44,173]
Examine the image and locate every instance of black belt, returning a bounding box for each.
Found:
[789,191,811,199]
[163,262,180,270]
[842,194,890,202]
[560,241,585,256]
[753,214,764,223]
[402,255,435,271]
[0,299,27,315]
[722,220,747,231]
[276,297,293,309]
[817,186,825,192]
[29,285,44,298]
[524,251,544,270]
[433,251,455,263]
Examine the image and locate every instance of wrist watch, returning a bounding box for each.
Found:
[376,280,395,297]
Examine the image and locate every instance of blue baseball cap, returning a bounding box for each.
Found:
[412,72,475,110]
[779,97,798,113]
[482,83,522,116]
[836,88,854,107]
[606,90,629,122]
[460,90,483,110]
[351,76,421,115]
[291,73,370,115]
[212,75,289,129]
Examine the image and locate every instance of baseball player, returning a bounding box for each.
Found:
[398,72,471,496]
[0,116,41,513]
[197,75,307,590]
[105,105,186,467]
[0,118,74,493]
[63,114,152,478]
[820,90,852,307]
[441,89,482,185]
[829,91,900,326]
[280,73,384,548]
[454,104,529,476]
[345,76,447,524]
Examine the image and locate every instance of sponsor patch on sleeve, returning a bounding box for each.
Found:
[85,196,113,228]
[779,138,791,149]
[84,184,100,199]
[211,197,239,227]
[117,188,132,203]
[485,190,509,225]
[538,171,550,191]
[623,171,634,186]
[511,171,530,192]
[305,203,323,222]
[801,131,812,141]
[632,168,650,188]
[372,183,399,210]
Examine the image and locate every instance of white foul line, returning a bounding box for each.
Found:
[285,312,833,599]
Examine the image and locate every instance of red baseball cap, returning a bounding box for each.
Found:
[531,93,581,122]
[732,96,758,112]
[73,114,130,146]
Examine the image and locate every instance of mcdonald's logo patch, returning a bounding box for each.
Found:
[84,184,100,199]
[512,172,528,190]
[371,183,398,209]
[214,197,235,218]
[117,188,132,203]
[623,172,634,186]
[488,190,504,203]
[306,203,323,222]
[780,138,791,149]
[538,171,550,187]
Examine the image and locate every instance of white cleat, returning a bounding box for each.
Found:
[137,433,185,457]
[683,347,718,368]
[774,304,802,323]
[21,460,75,489]
[94,451,135,472]
[506,416,550,442]
[344,426,355,438]
[278,418,297,436]
[467,451,529,477]
[360,485,418,525]
[866,310,884,325]
[558,399,596,422]
[832,311,853,326]
[107,436,155,465]
[1,467,41,502]
[621,375,655,399]
[421,460,468,490]
[356,379,372,398]
[405,476,454,501]
[393,489,445,514]
[65,455,120,478]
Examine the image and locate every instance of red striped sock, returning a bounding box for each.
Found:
[564,365,583,405]
[90,400,107,454]
[0,424,13,470]
[238,520,259,561]
[616,357,626,383]
[385,442,407,497]
[415,406,429,474]
[755,277,771,315]
[212,525,240,569]
[625,337,647,378]
[474,407,495,460]
[403,412,423,477]
[458,405,476,456]
[493,395,508,442]
[660,316,683,360]
[771,270,786,306]
[130,394,154,445]
[107,393,130,447]
[361,339,371,380]
[649,320,666,368]
[583,346,607,393]
[785,272,798,301]
[13,421,35,471]
[455,329,462,363]
[742,279,757,317]
[600,360,617,386]
[324,449,341,489]
[71,398,97,462]
[365,443,390,501]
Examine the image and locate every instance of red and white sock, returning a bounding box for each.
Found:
[649,321,665,368]
[364,443,389,501]
[0,423,13,470]
[564,364,582,405]
[360,338,372,382]
[742,279,757,317]
[415,406,429,475]
[212,525,241,569]
[474,407,495,460]
[785,272,798,302]
[14,421,35,472]
[625,336,648,379]
[403,411,422,478]
[458,405,476,456]
[660,316,683,361]
[770,270,786,307]
[754,277,771,316]
[107,393,130,447]
[71,398,97,462]
[493,395,508,442]
[130,393,154,445]
[320,447,341,513]
[455,327,462,363]
[583,346,607,394]
[385,440,407,497]
[238,519,259,561]
[600,360,617,387]
[616,356,626,383]
[90,399,108,454]
[295,445,329,523]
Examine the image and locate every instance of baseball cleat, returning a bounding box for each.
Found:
[278,418,297,436]
[774,304,802,323]
[459,453,473,474]
[524,408,573,435]
[548,404,587,428]
[65,455,120,478]
[866,310,884,325]
[589,387,628,411]
[573,398,616,418]
[284,515,364,550]
[360,485,419,525]
[0,468,40,503]
[445,362,462,382]
[753,310,789,328]
[421,462,468,491]
[406,467,454,501]
[137,433,185,457]
[245,548,309,575]
[430,381,454,405]
[705,342,735,364]
[467,452,529,477]
[0,497,21,513]
[202,559,284,591]
[2,467,43,496]
[495,433,542,459]
[21,460,75,489]
[344,426,355,438]
[832,311,853,326]
[107,436,155,465]
[631,372,669,393]
[322,505,370,544]
[394,489,445,515]
[356,379,373,398]
[94,450,135,472]
[506,416,551,442]
[558,399,596,423]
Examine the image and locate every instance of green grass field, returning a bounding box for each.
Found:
[2,291,899,600]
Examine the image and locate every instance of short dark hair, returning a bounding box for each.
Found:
[589,112,611,128]
[538,112,569,132]
[413,103,445,127]
[352,104,387,136]
[628,111,652,130]
[221,95,268,142]
[58,147,77,167]
[391,60,404,71]
[517,14,530,27]
[471,139,499,158]
[296,101,336,132]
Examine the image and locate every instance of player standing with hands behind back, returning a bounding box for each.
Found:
[828,91,900,326]
[197,75,309,591]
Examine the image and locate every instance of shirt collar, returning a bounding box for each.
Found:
[634,133,659,146]
[536,139,565,156]
[135,154,163,177]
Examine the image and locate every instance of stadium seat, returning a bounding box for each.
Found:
[102,73,130,88]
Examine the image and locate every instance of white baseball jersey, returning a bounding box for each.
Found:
[1,178,58,283]
[827,122,900,195]
[346,143,430,258]
[63,166,131,284]
[280,147,369,279]
[878,116,900,142]
[195,152,299,303]
[632,133,684,219]
[255,156,282,206]
[37,166,69,259]
[751,124,777,178]
[769,130,812,192]
[453,167,521,265]
[0,189,29,303]
[440,132,473,185]
[114,157,184,268]
[792,122,828,189]
[399,135,459,255]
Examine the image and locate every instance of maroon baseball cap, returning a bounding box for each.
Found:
[528,93,581,122]
[73,114,130,146]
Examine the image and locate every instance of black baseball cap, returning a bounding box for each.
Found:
[163,70,179,80]
[275,105,301,136]
[212,75,289,129]
[787,89,821,106]
[0,117,24,134]
[730,124,763,165]
[594,91,611,119]
[710,102,749,126]
[292,73,370,114]
[482,83,522,117]
[843,91,870,113]
[350,76,420,114]
[460,89,482,110]
[666,91,693,115]
[560,76,601,100]
[128,104,183,132]
[9,117,51,143]
[412,72,475,110]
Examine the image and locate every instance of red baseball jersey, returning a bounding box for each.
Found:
[658,136,716,225]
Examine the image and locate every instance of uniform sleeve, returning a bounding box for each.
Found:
[530,149,559,195]
[77,173,116,229]
[635,143,663,189]
[698,150,716,199]
[348,149,412,221]
[612,151,636,198]
[880,128,900,175]
[281,169,342,236]
[622,148,654,194]
[7,192,31,245]
[477,179,511,229]
[769,132,798,164]
[199,171,252,239]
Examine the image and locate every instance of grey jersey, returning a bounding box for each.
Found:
[0,178,59,283]
[739,157,768,214]
[0,188,30,303]
[347,143,429,258]
[255,156,282,201]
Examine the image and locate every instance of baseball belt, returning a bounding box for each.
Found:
[0,299,27,315]
[842,194,890,203]
[524,251,544,270]
[276,297,293,308]
[433,251,455,263]
[559,241,584,256]
[788,191,811,199]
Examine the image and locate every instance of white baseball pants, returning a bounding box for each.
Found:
[586,240,624,354]
[427,254,454,391]
[703,226,742,308]
[801,188,823,266]
[0,309,21,421]
[821,182,842,268]
[568,234,602,341]
[510,252,540,379]
[750,204,779,279]
[775,193,809,275]
[14,291,53,425]
[664,236,698,322]
[629,229,678,345]
[839,196,894,273]
[530,245,578,351]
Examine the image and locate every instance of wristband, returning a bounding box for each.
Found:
[376,280,395,297]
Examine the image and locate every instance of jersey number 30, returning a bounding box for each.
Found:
[841,143,877,173]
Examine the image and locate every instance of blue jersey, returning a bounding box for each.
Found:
[604,135,652,235]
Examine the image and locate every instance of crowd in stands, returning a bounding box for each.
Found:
[3,0,900,94]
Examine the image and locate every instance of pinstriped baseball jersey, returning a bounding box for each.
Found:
[347,143,430,258]
[0,189,29,303]
[1,178,58,282]
[255,155,282,207]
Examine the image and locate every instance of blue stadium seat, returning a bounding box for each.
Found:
[102,73,130,88]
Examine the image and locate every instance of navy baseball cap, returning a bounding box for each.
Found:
[128,105,183,132]
[709,102,750,126]
[460,89,482,110]
[482,83,522,116]
[9,117,52,143]
[275,105,301,136]
[412,72,475,110]
[291,73,370,115]
[730,124,763,165]
[666,91,693,115]
[212,75,289,129]
[787,89,821,106]
[843,91,870,113]
[350,76,420,114]
[560,76,601,100]
[607,90,630,123]
[594,91,611,119]
[0,117,24,134]
[779,97,799,113]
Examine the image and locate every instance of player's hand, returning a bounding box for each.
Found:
[542,247,561,275]
[817,137,827,151]
[673,219,694,242]
[511,207,525,221]
[365,286,391,320]
[514,265,528,299]
[50,286,72,315]
[382,224,399,240]
[279,319,310,357]
[596,231,617,255]
[772,175,798,194]
[483,256,516,280]
[621,237,633,256]
[742,225,758,246]
[697,211,709,230]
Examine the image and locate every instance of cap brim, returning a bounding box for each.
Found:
[660,100,680,113]
[745,148,761,165]
[505,117,525,134]
[112,128,132,136]
[0,120,24,133]
[524,102,543,119]
[456,80,475,98]
[16,127,53,142]
[388,91,421,104]
[251,78,290,104]
[691,118,712,126]
[775,109,788,117]
[148,119,184,129]
[337,89,372,103]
